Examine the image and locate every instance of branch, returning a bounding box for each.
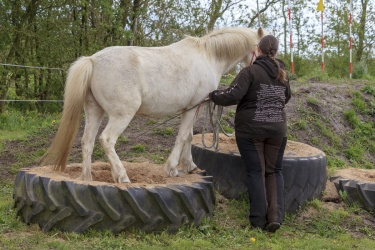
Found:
[248,0,282,28]
[220,0,244,15]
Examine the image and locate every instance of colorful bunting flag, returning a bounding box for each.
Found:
[317,0,324,12]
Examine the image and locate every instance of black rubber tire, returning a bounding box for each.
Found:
[13,168,216,234]
[191,141,327,214]
[331,177,375,213]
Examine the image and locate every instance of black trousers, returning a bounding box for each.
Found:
[236,136,287,229]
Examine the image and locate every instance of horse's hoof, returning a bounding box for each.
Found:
[181,160,198,174]
[169,168,179,177]
[188,167,202,174]
[118,175,131,183]
[80,174,92,181]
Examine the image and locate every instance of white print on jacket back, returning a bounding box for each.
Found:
[253,84,286,123]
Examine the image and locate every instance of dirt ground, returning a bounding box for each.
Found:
[28,161,205,187]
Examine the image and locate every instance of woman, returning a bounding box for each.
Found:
[208,35,291,233]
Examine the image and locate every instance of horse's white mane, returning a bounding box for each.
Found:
[183,27,262,61]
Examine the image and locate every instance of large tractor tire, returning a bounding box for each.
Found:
[331,174,375,213]
[191,134,327,213]
[13,163,215,234]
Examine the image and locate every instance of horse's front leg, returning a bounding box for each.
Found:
[165,108,197,177]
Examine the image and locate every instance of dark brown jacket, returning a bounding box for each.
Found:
[209,55,291,138]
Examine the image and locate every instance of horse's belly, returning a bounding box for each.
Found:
[136,100,190,119]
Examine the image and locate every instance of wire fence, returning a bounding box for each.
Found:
[0,100,63,102]
[0,62,66,103]
[0,63,66,71]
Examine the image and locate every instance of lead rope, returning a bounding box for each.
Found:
[201,101,235,150]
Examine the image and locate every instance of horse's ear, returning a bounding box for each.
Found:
[257,27,264,38]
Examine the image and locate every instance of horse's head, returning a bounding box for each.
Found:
[242,27,268,66]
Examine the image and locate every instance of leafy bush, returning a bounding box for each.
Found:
[226,109,236,117]
[220,74,235,85]
[352,61,368,79]
[287,72,297,80]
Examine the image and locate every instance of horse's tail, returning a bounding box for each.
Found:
[41,56,93,171]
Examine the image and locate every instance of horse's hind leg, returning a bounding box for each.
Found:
[180,128,198,173]
[165,108,197,176]
[81,91,105,181]
[99,113,135,183]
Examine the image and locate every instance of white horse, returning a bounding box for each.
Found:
[42,27,265,183]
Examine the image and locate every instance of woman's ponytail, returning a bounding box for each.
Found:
[258,35,287,82]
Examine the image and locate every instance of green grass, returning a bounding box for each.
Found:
[0,109,59,158]
[0,110,61,183]
[93,146,106,158]
[361,83,375,96]
[130,144,147,153]
[326,156,346,169]
[0,130,28,142]
[0,109,59,137]
[307,97,319,105]
[151,153,166,164]
[341,107,375,167]
[117,135,130,144]
[352,91,367,114]
[298,68,330,83]
[315,120,341,147]
[310,136,320,146]
[294,118,307,130]
[153,127,175,137]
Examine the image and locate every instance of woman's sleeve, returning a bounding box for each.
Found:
[209,71,251,106]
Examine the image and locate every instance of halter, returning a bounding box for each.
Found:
[250,44,259,65]
[249,50,257,65]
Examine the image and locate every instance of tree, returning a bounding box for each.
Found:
[356,0,369,62]
[0,0,39,112]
